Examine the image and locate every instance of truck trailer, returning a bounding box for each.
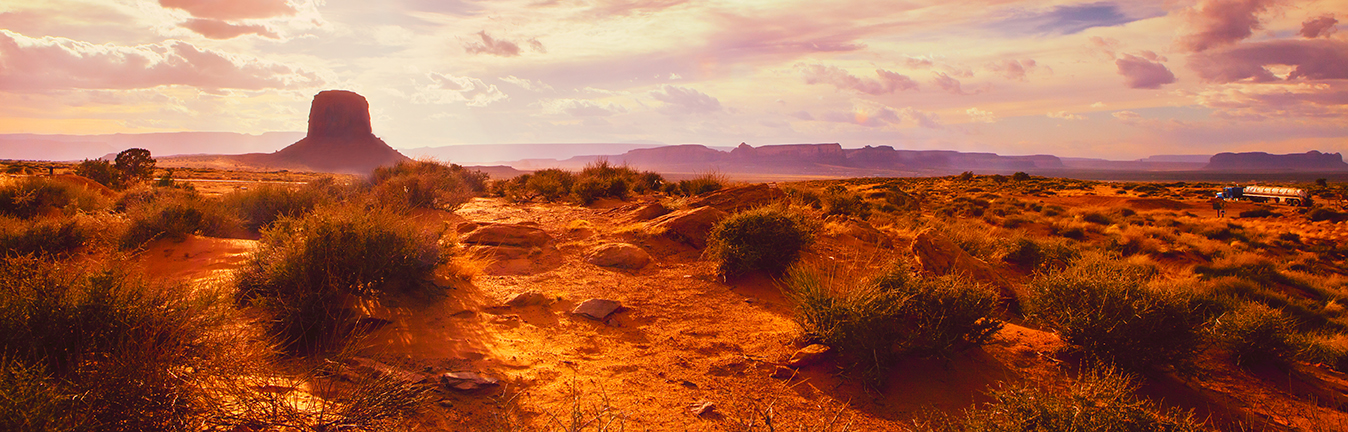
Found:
[1216,185,1312,206]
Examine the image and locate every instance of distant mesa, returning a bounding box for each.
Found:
[267,90,409,174]
[1204,151,1348,172]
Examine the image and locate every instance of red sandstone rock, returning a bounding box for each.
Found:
[269,90,409,174]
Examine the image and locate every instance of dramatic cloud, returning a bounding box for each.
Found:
[0,30,319,92]
[1176,0,1278,53]
[540,99,627,116]
[182,19,277,39]
[649,85,721,115]
[1187,39,1348,83]
[159,0,296,20]
[1300,15,1338,39]
[966,108,997,123]
[987,59,1038,81]
[996,2,1142,35]
[1047,111,1086,120]
[1116,53,1176,89]
[415,72,508,106]
[464,31,521,57]
[799,64,918,95]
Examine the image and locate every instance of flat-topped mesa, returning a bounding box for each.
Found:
[307,90,374,138]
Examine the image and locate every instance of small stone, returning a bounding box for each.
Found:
[679,380,698,388]
[770,366,795,379]
[572,299,622,320]
[585,243,652,270]
[505,291,550,307]
[690,401,717,417]
[439,371,499,391]
[786,344,831,367]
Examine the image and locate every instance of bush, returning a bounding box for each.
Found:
[1001,236,1078,273]
[371,160,484,211]
[0,256,233,432]
[918,368,1201,432]
[822,185,871,218]
[669,173,724,196]
[787,265,1002,387]
[1239,208,1277,218]
[0,177,105,219]
[75,159,124,190]
[222,180,343,231]
[236,204,444,355]
[1213,302,1298,366]
[121,196,239,249]
[571,175,629,205]
[705,206,815,277]
[1028,255,1203,371]
[526,169,576,202]
[1081,211,1112,225]
[1309,208,1348,223]
[0,215,96,257]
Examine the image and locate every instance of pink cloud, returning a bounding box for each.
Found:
[649,85,722,115]
[931,72,983,95]
[1176,0,1279,53]
[1300,15,1338,39]
[465,31,522,57]
[159,0,296,20]
[1187,39,1348,83]
[1197,84,1348,120]
[1115,53,1176,89]
[183,18,277,39]
[987,59,1038,81]
[0,30,320,92]
[587,0,690,17]
[799,64,917,95]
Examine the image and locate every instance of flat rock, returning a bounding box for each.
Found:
[629,202,672,221]
[687,184,786,213]
[439,371,499,391]
[648,206,728,248]
[786,344,831,367]
[572,298,622,320]
[841,219,892,247]
[505,291,550,307]
[585,243,652,269]
[911,229,1017,308]
[461,223,551,248]
[340,357,428,385]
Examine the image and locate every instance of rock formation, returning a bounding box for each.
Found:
[1204,151,1348,171]
[269,90,409,174]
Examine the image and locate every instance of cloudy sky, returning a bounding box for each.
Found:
[1,0,1344,158]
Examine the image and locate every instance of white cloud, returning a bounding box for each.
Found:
[1047,110,1085,120]
[413,72,507,107]
[966,107,997,123]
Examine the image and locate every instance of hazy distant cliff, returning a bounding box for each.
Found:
[1204,151,1348,171]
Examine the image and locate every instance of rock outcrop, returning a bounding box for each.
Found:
[268,90,410,174]
[1204,151,1348,171]
[686,184,787,213]
[585,243,652,270]
[648,206,728,248]
[911,229,1018,309]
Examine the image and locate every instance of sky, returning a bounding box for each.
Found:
[0,0,1345,159]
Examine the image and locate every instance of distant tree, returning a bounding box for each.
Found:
[75,159,124,189]
[1012,172,1031,182]
[114,148,156,183]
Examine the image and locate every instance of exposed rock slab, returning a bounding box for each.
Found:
[438,371,499,391]
[648,206,728,248]
[505,291,550,307]
[585,243,652,269]
[687,183,786,213]
[786,344,831,367]
[629,202,672,221]
[572,299,622,320]
[840,219,892,247]
[911,229,1018,307]
[461,223,552,247]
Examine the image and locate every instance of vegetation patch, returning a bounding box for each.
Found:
[705,206,815,277]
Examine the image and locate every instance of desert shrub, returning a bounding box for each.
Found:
[1001,236,1079,273]
[572,175,629,205]
[1054,225,1086,240]
[1011,171,1031,182]
[1213,302,1298,366]
[787,265,1002,387]
[1300,333,1348,372]
[0,177,105,219]
[822,185,871,218]
[371,160,484,211]
[222,180,341,231]
[918,368,1201,432]
[1081,211,1112,225]
[0,256,233,432]
[669,173,725,196]
[74,159,124,190]
[1043,205,1065,217]
[525,169,575,202]
[783,187,823,209]
[705,206,815,277]
[1239,208,1277,218]
[236,204,444,355]
[1028,254,1203,371]
[631,170,665,193]
[121,195,239,249]
[1309,208,1348,223]
[0,215,96,257]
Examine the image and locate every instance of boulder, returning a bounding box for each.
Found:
[648,206,728,248]
[585,243,652,269]
[911,229,1017,307]
[438,371,499,391]
[786,344,831,367]
[687,183,787,213]
[840,219,892,247]
[461,223,551,247]
[505,291,550,307]
[572,299,622,320]
[629,202,672,221]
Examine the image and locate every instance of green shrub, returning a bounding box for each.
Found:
[787,265,1002,387]
[74,159,124,190]
[918,368,1201,432]
[1213,302,1298,366]
[0,177,105,219]
[0,256,232,432]
[1310,208,1348,222]
[571,175,629,205]
[670,173,724,196]
[371,160,483,211]
[236,204,444,355]
[121,197,239,249]
[1239,208,1277,218]
[1299,333,1348,372]
[222,180,343,231]
[1028,255,1203,371]
[525,169,575,202]
[821,185,870,218]
[705,206,815,277]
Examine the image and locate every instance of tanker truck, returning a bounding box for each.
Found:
[1215,185,1312,206]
